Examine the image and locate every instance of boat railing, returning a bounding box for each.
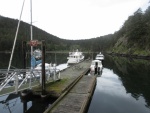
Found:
[0,68,61,94]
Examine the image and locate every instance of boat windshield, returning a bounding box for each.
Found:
[91,61,101,65]
[97,55,103,57]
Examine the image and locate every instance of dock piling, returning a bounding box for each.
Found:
[42,40,46,95]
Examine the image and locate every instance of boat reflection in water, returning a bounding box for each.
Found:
[0,93,55,113]
[88,55,150,113]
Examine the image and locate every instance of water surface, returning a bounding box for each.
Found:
[88,55,150,113]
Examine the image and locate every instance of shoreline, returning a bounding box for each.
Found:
[107,52,150,60]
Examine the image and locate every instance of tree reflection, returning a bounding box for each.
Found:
[103,55,150,107]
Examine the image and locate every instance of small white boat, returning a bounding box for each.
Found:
[95,52,104,60]
[34,63,56,75]
[67,49,84,65]
[34,63,56,71]
[90,60,103,74]
[34,63,68,75]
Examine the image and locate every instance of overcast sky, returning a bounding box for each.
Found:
[0,0,149,40]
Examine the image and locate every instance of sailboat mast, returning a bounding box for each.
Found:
[30,0,33,56]
[8,0,26,71]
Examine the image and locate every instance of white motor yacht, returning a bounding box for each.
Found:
[67,49,84,65]
[95,52,104,60]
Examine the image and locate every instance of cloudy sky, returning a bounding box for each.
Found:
[0,0,149,40]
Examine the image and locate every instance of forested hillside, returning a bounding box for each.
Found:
[111,6,150,56]
[0,5,150,55]
[0,16,65,52]
[0,15,113,52]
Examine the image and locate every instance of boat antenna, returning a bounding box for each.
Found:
[8,0,26,71]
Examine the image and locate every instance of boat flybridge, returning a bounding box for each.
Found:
[95,52,104,60]
[67,49,84,65]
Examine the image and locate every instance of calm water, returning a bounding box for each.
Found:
[0,93,55,113]
[0,52,69,69]
[0,53,69,113]
[0,52,90,113]
[1,53,150,113]
[88,55,150,113]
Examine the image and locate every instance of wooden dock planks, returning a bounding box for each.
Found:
[45,76,96,113]
[0,59,95,113]
[0,60,91,96]
[38,59,92,97]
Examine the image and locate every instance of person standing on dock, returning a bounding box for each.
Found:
[31,55,41,69]
[31,50,42,69]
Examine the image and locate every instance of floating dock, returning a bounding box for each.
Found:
[33,59,92,97]
[0,59,97,113]
[44,76,96,113]
[40,59,96,113]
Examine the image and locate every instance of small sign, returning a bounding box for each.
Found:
[30,40,38,46]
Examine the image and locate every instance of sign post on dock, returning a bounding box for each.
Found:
[23,40,46,94]
[29,40,38,47]
[41,40,46,95]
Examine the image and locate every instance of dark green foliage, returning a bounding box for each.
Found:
[0,15,114,53]
[0,16,64,52]
[0,4,150,54]
[112,6,150,55]
[124,9,148,45]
